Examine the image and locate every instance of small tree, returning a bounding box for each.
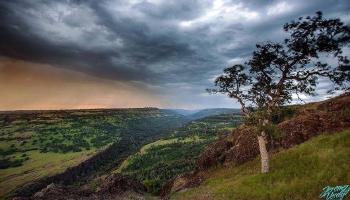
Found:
[208,12,350,173]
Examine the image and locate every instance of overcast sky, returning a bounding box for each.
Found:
[0,0,349,110]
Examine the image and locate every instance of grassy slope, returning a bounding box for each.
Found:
[171,129,350,200]
[116,136,206,172]
[118,134,217,194]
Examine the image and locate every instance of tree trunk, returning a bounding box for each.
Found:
[257,119,269,173]
[257,133,269,173]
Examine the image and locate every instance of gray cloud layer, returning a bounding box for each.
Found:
[1,0,349,108]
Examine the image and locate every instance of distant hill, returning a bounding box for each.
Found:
[166,109,200,116]
[186,108,241,120]
[166,108,241,120]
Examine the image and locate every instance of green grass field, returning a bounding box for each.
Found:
[171,129,350,200]
[0,149,96,196]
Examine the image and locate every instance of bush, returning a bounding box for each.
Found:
[0,158,24,169]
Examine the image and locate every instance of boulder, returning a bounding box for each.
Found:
[96,173,146,195]
[224,126,260,165]
[160,171,204,198]
[195,140,233,170]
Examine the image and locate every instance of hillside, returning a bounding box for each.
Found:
[0,108,185,197]
[171,128,350,200]
[162,93,350,199]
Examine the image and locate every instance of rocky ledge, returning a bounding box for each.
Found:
[13,173,146,200]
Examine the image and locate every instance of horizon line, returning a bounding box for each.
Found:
[0,107,241,113]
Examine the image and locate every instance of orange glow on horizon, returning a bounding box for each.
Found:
[0,57,170,110]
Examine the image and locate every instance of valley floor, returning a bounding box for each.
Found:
[0,149,95,196]
[170,129,350,200]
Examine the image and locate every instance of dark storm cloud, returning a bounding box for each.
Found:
[0,0,349,108]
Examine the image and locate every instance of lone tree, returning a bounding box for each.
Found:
[208,12,350,173]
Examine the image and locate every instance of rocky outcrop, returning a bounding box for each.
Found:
[194,125,261,169]
[223,126,260,165]
[277,109,328,148]
[13,173,146,200]
[225,93,350,165]
[317,92,350,112]
[95,173,146,196]
[277,93,350,148]
[160,171,204,198]
[195,140,233,170]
